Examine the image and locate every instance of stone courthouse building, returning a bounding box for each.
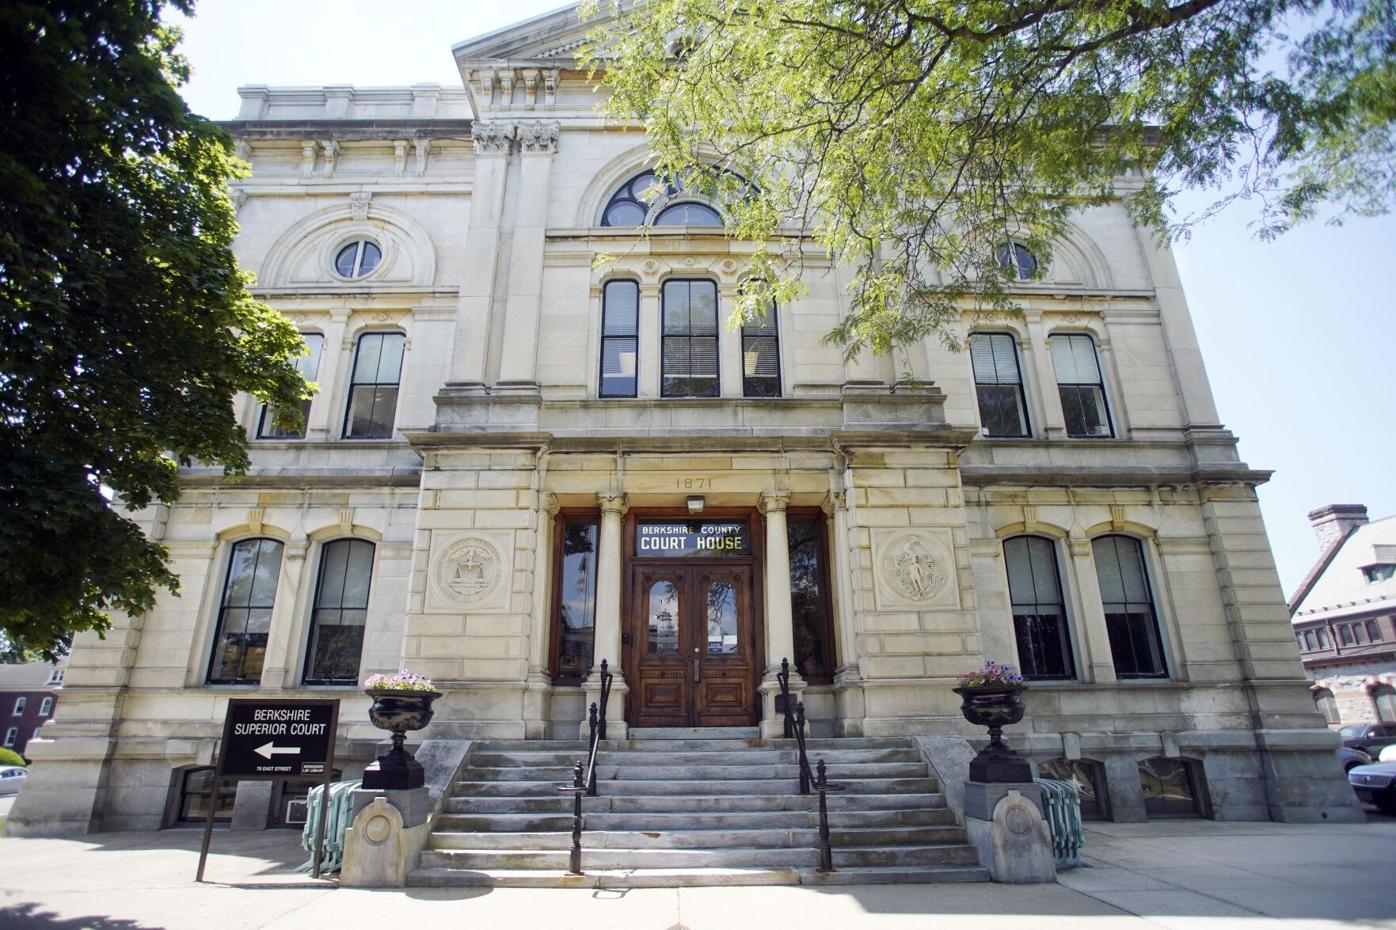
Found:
[9,5,1358,837]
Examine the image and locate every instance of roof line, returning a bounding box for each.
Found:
[1288,524,1363,615]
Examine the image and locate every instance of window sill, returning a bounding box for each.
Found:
[1026,678,1178,690]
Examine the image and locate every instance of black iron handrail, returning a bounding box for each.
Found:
[558,658,613,875]
[777,657,844,873]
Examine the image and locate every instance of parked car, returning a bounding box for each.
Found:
[1338,746,1373,771]
[1338,723,1396,755]
[1381,744,1396,763]
[1349,761,1396,814]
[0,765,27,796]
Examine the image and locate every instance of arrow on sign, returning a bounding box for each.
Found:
[254,742,302,760]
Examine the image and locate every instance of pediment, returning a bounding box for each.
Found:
[452,3,606,65]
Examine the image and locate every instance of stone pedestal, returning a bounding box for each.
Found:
[340,788,433,888]
[963,783,1056,884]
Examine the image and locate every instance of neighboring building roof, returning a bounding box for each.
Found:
[0,660,63,690]
[1292,513,1396,621]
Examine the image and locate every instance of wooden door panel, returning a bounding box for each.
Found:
[630,567,690,728]
[693,566,757,727]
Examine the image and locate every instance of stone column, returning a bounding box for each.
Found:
[1067,535,1117,685]
[583,492,628,738]
[637,284,661,397]
[825,491,866,736]
[259,540,307,689]
[496,121,560,395]
[308,308,351,439]
[444,121,513,392]
[758,490,803,738]
[1025,313,1066,440]
[522,493,559,739]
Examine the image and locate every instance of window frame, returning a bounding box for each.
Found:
[1092,534,1169,679]
[969,332,1031,438]
[11,697,24,716]
[1313,687,1340,724]
[1002,535,1077,680]
[1048,332,1114,439]
[660,278,720,398]
[332,239,383,280]
[996,241,1039,280]
[342,331,405,440]
[786,507,837,685]
[549,509,602,685]
[1138,756,1210,819]
[301,538,376,687]
[3,728,16,748]
[256,331,324,440]
[38,697,52,717]
[206,537,284,686]
[740,298,782,398]
[599,279,640,399]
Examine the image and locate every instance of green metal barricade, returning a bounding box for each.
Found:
[299,779,361,873]
[1035,777,1084,869]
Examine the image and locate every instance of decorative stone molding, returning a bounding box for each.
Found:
[499,71,515,104]
[338,508,355,534]
[246,507,264,535]
[521,69,539,108]
[471,121,515,155]
[872,528,958,609]
[543,69,559,106]
[349,192,373,222]
[300,141,319,177]
[322,140,340,174]
[426,531,513,613]
[1109,504,1127,531]
[517,121,560,155]
[597,492,628,517]
[413,139,430,175]
[1022,505,1039,532]
[542,492,561,517]
[392,140,409,177]
[758,490,791,514]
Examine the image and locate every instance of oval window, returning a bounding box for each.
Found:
[334,240,382,279]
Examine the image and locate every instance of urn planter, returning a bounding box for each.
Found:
[362,689,441,790]
[954,684,1033,783]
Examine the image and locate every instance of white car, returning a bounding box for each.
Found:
[0,765,28,795]
[1380,744,1396,763]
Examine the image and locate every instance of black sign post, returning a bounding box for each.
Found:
[195,698,340,883]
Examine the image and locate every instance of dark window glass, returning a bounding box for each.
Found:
[178,767,236,823]
[303,539,374,685]
[554,518,598,682]
[647,581,680,654]
[1138,758,1204,818]
[1317,628,1330,648]
[600,170,728,228]
[654,202,723,226]
[1367,620,1383,642]
[970,333,1028,437]
[344,332,404,438]
[1003,536,1075,679]
[600,280,639,397]
[662,280,719,397]
[1092,535,1167,678]
[258,333,324,439]
[1304,630,1318,650]
[996,241,1038,279]
[1038,758,1108,820]
[334,240,381,278]
[1313,688,1340,724]
[741,300,780,397]
[1049,334,1112,438]
[788,515,833,683]
[1374,685,1396,722]
[208,538,283,684]
[1340,624,1356,646]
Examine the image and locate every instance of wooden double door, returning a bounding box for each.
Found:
[626,563,761,728]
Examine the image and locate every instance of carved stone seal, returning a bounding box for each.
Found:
[873,529,957,609]
[433,536,503,604]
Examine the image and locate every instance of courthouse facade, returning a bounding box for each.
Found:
[8,6,1358,834]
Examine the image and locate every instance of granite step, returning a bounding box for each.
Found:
[435,808,955,833]
[460,761,931,782]
[466,747,923,767]
[444,791,949,815]
[418,842,979,871]
[628,726,760,739]
[405,865,990,888]
[451,776,939,797]
[428,825,967,851]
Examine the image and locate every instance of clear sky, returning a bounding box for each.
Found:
[166,0,1396,597]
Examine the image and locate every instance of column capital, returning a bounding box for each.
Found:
[758,490,791,515]
[597,492,629,517]
[821,491,845,515]
[542,492,561,517]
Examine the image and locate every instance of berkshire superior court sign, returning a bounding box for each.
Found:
[219,700,337,778]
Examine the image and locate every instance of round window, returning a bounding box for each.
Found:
[334,240,382,279]
[996,242,1038,280]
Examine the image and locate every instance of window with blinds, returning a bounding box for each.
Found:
[969,333,1029,437]
[1092,535,1167,678]
[1049,333,1112,438]
[741,301,780,397]
[1003,536,1075,679]
[662,279,719,397]
[600,280,639,397]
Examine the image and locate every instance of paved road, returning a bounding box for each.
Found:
[0,817,1393,929]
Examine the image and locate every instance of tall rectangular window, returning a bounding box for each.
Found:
[257,333,323,439]
[1049,334,1112,438]
[38,697,52,716]
[1368,620,1383,642]
[1093,535,1167,678]
[662,279,719,397]
[788,513,834,683]
[600,280,639,397]
[552,516,599,683]
[208,538,283,684]
[303,539,374,685]
[1003,536,1075,679]
[970,333,1029,437]
[3,729,16,748]
[344,332,404,438]
[741,302,781,397]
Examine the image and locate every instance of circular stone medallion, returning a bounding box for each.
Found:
[879,532,951,604]
[433,536,503,605]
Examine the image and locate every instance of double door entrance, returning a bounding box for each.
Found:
[624,517,763,727]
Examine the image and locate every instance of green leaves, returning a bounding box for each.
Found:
[0,1,310,658]
[585,0,1395,354]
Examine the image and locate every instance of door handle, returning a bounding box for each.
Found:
[692,647,700,683]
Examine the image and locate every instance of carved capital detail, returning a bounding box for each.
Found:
[349,191,372,222]
[758,490,791,515]
[597,492,628,517]
[542,492,561,517]
[471,121,515,155]
[516,120,560,155]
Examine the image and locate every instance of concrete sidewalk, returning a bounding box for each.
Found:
[0,819,1393,929]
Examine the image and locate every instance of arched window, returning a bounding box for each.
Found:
[1092,535,1167,678]
[1313,687,1340,725]
[600,170,726,228]
[1373,683,1396,722]
[344,332,404,439]
[1048,333,1112,438]
[1002,536,1075,680]
[997,241,1038,279]
[970,333,1029,437]
[208,538,284,685]
[303,539,374,685]
[258,332,323,440]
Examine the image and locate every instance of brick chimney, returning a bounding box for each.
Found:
[1307,504,1368,551]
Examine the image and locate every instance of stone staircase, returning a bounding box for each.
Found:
[408,726,989,887]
